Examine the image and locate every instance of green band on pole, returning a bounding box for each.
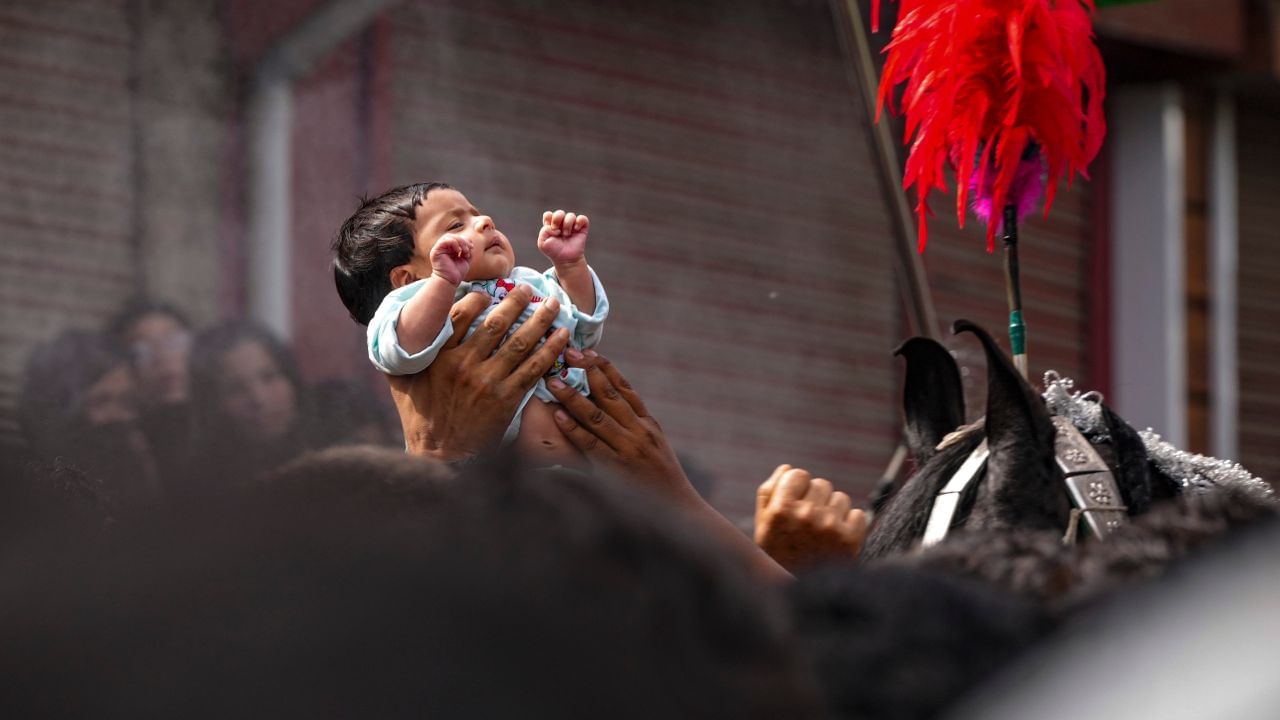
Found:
[1009,310,1026,355]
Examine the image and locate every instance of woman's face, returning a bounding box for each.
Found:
[217,339,297,443]
[127,313,191,405]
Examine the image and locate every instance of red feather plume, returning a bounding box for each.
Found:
[874,0,1106,251]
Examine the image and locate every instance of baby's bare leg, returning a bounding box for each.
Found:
[516,399,588,469]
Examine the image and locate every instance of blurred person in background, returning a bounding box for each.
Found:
[186,321,315,494]
[109,299,196,489]
[17,329,160,505]
[311,378,402,449]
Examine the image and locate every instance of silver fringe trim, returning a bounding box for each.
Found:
[1042,371,1109,442]
[1139,429,1273,498]
[1041,371,1272,498]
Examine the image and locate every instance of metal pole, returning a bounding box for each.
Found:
[829,0,941,341]
[246,73,293,339]
[245,0,400,339]
[829,0,945,505]
[1003,204,1028,377]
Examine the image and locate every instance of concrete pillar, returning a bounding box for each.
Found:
[1110,84,1187,446]
[1209,93,1238,459]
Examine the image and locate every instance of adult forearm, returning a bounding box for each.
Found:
[682,494,792,582]
[400,412,489,462]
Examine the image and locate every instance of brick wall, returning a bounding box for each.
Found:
[0,0,138,448]
[0,0,227,450]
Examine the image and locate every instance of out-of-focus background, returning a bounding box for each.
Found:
[1,0,1277,521]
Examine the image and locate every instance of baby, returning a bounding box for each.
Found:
[331,182,607,467]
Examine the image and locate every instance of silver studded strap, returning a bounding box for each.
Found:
[1053,416,1127,539]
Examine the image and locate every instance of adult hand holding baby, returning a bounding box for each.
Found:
[546,350,694,503]
[389,284,569,462]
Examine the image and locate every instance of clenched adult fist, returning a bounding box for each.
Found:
[754,464,869,573]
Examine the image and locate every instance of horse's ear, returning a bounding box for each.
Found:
[953,319,1067,531]
[893,337,965,464]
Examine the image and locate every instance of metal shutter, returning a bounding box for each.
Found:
[1236,103,1280,484]
[0,1,138,449]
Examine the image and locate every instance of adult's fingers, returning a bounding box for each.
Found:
[575,353,645,432]
[506,327,569,393]
[465,284,533,358]
[847,508,869,532]
[846,510,869,555]
[583,352,651,419]
[804,477,833,505]
[442,292,493,350]
[829,491,852,518]
[546,375,630,452]
[758,464,792,513]
[773,468,812,504]
[491,295,561,374]
[552,405,622,465]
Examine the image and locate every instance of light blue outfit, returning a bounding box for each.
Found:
[368,265,609,445]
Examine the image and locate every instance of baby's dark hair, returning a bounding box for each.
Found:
[331,182,452,325]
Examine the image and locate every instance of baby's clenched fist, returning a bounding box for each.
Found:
[538,209,589,265]
[431,234,472,286]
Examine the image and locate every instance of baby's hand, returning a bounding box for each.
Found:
[538,209,589,265]
[431,234,472,285]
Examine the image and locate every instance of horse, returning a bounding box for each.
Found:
[863,320,1270,561]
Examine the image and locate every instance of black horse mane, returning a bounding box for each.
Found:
[883,482,1279,613]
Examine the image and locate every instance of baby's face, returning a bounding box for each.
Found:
[410,188,515,281]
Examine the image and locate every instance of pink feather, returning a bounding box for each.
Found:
[970,154,1045,238]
